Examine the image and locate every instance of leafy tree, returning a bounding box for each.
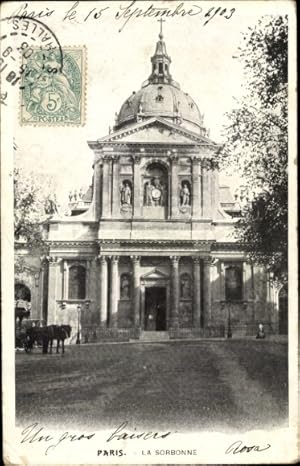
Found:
[220,15,288,281]
[14,159,59,272]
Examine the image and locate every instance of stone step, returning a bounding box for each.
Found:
[139,331,170,341]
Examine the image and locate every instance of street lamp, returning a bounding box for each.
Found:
[76,305,81,344]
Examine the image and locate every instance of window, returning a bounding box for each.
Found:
[225,265,243,301]
[69,265,86,299]
[159,63,163,73]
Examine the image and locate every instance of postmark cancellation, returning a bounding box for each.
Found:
[20,46,86,126]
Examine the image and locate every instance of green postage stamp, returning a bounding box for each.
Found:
[20,47,86,126]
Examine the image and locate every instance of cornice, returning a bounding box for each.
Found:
[98,239,215,247]
[48,241,97,248]
[211,242,244,251]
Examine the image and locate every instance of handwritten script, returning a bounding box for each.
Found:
[10,1,236,32]
[106,421,174,442]
[21,422,95,455]
[225,440,271,455]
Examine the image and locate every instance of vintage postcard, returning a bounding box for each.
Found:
[1,0,298,464]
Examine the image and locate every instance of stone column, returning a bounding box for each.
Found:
[131,256,141,328]
[39,265,45,321]
[220,261,226,301]
[170,256,180,328]
[85,260,91,299]
[170,154,179,218]
[92,157,102,219]
[109,256,119,328]
[203,258,212,326]
[202,159,212,218]
[63,260,69,299]
[112,155,120,217]
[133,155,141,218]
[102,154,112,218]
[193,257,201,328]
[99,256,108,327]
[192,157,201,218]
[47,257,60,324]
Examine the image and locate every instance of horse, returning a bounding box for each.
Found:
[25,325,72,354]
[47,325,72,354]
[25,326,50,353]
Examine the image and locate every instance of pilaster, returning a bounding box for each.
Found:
[170,154,179,218]
[202,159,212,218]
[109,256,119,328]
[192,156,201,218]
[170,255,180,328]
[102,154,113,218]
[131,256,141,328]
[99,256,108,327]
[203,257,212,325]
[133,155,141,218]
[192,256,201,328]
[112,155,120,217]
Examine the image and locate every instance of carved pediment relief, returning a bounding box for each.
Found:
[141,268,169,280]
[98,117,215,145]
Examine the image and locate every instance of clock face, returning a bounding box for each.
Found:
[152,188,161,200]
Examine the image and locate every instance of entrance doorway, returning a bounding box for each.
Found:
[278,285,288,334]
[144,287,166,331]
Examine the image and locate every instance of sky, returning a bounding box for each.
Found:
[7,0,291,204]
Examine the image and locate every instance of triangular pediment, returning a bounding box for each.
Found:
[141,268,169,280]
[97,117,217,146]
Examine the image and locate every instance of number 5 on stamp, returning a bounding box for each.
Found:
[20,46,86,126]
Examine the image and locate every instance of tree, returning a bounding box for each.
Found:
[219,15,288,281]
[14,158,59,273]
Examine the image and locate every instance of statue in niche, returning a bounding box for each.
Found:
[180,182,190,206]
[144,177,165,206]
[145,181,153,206]
[181,275,191,299]
[120,181,132,205]
[120,275,130,299]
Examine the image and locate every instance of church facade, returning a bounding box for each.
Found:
[20,29,286,342]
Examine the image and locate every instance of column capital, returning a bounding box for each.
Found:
[103,154,114,161]
[109,255,119,263]
[192,256,201,264]
[170,153,179,163]
[130,255,141,263]
[170,255,180,265]
[47,256,63,265]
[97,255,107,264]
[203,256,216,266]
[192,155,202,164]
[131,154,141,164]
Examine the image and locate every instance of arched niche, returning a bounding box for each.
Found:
[142,161,168,218]
[15,283,31,302]
[180,273,192,299]
[120,273,131,300]
[179,179,192,208]
[120,179,133,206]
[278,284,288,334]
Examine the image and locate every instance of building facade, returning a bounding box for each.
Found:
[17,29,287,341]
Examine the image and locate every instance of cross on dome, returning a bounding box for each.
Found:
[158,18,166,40]
[149,19,172,85]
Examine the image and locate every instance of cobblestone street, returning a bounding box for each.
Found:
[16,340,288,432]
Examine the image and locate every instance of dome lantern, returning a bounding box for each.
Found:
[114,22,209,136]
[148,19,173,85]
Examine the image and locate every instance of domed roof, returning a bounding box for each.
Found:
[114,27,206,135]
